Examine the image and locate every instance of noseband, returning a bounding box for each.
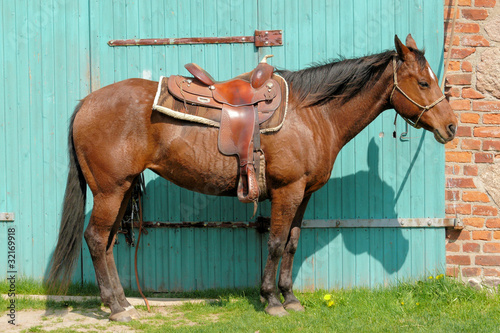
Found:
[390,57,446,129]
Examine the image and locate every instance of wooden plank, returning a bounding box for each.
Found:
[327,228,343,289]
[355,228,370,286]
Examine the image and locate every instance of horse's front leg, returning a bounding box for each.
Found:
[278,195,311,312]
[261,184,305,316]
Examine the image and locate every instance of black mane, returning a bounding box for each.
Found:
[276,49,426,107]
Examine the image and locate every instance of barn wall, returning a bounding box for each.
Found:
[1,0,448,291]
[0,0,90,280]
[443,0,500,284]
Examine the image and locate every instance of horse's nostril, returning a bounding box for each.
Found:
[448,124,456,136]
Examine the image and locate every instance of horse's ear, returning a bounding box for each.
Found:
[395,35,411,60]
[405,34,418,49]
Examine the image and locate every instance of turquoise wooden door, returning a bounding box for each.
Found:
[0,0,447,291]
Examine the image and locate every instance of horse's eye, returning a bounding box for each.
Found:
[418,81,429,88]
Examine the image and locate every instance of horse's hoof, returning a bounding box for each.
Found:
[283,301,305,312]
[125,306,141,319]
[265,305,289,317]
[109,311,132,322]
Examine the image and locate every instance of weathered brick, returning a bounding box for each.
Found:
[461,8,489,20]
[446,73,473,85]
[474,127,500,138]
[463,242,481,252]
[463,191,490,203]
[464,164,478,176]
[446,266,460,277]
[483,114,500,124]
[446,203,472,214]
[446,242,460,252]
[445,164,461,175]
[461,138,481,149]
[456,126,472,137]
[473,230,492,240]
[484,268,500,276]
[473,101,500,111]
[462,61,473,72]
[444,7,460,21]
[494,231,500,240]
[472,205,498,216]
[451,48,476,59]
[461,35,490,47]
[476,255,500,266]
[486,218,500,228]
[484,243,500,253]
[462,267,482,277]
[483,140,500,151]
[447,61,461,71]
[447,229,470,241]
[475,0,496,7]
[447,255,471,265]
[445,138,460,149]
[446,87,461,98]
[450,99,471,110]
[445,7,459,20]
[475,152,494,163]
[446,22,480,33]
[461,113,480,124]
[444,0,472,5]
[446,190,460,201]
[446,177,476,188]
[446,151,472,162]
[463,217,486,228]
[462,88,484,99]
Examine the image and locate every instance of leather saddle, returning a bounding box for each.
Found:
[167,55,282,205]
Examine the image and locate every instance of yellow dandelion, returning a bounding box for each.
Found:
[428,276,433,279]
[401,301,404,305]
[328,300,335,307]
[416,302,420,306]
[323,294,332,301]
[436,274,444,280]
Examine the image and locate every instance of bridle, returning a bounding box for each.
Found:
[390,57,446,129]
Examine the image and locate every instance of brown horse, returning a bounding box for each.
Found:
[47,35,456,321]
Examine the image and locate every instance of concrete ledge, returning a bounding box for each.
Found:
[1,294,211,307]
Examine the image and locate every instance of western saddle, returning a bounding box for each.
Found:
[167,55,282,205]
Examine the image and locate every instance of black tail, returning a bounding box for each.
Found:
[46,101,87,292]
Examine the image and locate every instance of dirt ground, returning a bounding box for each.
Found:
[0,306,194,332]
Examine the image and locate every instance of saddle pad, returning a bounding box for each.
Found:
[152,73,289,133]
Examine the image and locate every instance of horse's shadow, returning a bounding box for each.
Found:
[289,138,410,288]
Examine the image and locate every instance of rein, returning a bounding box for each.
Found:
[390,57,446,129]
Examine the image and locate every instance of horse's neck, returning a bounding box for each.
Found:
[328,63,394,147]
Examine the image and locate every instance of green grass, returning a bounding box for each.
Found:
[2,276,500,332]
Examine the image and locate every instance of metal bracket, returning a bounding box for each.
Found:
[108,30,283,47]
[0,212,15,222]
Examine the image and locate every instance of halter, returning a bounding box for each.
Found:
[390,57,446,129]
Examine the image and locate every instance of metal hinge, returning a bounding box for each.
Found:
[108,30,283,47]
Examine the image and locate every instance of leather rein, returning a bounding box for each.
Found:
[390,56,446,129]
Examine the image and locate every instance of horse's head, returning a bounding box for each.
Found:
[391,34,457,143]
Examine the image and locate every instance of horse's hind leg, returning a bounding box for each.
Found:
[278,195,311,312]
[84,187,134,322]
[105,183,141,319]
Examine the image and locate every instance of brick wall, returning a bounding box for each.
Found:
[444,0,500,286]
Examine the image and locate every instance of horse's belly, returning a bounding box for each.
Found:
[149,127,240,196]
